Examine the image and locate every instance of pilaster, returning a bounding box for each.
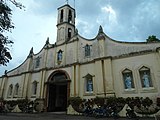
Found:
[40,70,46,98]
[22,73,30,98]
[95,60,104,96]
[75,65,80,96]
[0,76,7,98]
[103,58,114,95]
[70,66,75,96]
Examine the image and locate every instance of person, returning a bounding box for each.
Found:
[125,74,132,89]
[142,72,150,87]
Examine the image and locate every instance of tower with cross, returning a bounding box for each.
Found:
[56,2,76,45]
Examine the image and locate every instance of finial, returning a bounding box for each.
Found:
[75,28,78,35]
[28,47,33,58]
[46,37,49,44]
[30,47,33,54]
[66,0,69,4]
[4,70,7,75]
[97,25,105,40]
[98,25,103,34]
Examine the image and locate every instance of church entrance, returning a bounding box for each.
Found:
[46,71,70,112]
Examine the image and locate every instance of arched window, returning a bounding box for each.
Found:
[68,28,72,39]
[14,83,19,96]
[8,84,13,97]
[85,44,91,57]
[122,69,135,89]
[68,9,72,23]
[60,9,63,22]
[35,56,41,68]
[139,66,153,88]
[32,81,38,96]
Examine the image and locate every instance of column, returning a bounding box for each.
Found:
[70,66,75,96]
[22,73,31,98]
[103,58,114,96]
[40,70,46,98]
[0,76,7,98]
[75,64,80,96]
[95,60,104,96]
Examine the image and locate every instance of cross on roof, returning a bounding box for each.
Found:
[66,0,69,4]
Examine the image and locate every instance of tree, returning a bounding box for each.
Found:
[0,0,24,66]
[146,35,160,42]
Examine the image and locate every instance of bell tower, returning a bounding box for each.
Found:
[56,4,76,44]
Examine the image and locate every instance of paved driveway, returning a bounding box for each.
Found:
[0,113,155,120]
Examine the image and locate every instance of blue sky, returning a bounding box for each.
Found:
[0,0,160,75]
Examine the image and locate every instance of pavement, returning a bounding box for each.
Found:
[0,112,156,120]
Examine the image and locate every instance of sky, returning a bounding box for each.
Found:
[0,0,160,76]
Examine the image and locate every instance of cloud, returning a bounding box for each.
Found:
[1,0,160,76]
[30,0,65,16]
[76,19,98,39]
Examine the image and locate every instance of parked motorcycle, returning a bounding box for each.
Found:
[126,109,138,119]
[93,106,109,118]
[83,105,93,116]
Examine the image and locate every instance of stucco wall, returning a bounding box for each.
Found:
[112,52,160,99]
[4,75,23,100]
[28,72,42,98]
[79,63,95,99]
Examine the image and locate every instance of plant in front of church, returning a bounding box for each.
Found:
[105,97,126,113]
[68,96,84,113]
[127,97,160,115]
[94,97,104,106]
[17,99,28,112]
[6,100,17,111]
[68,97,83,106]
[34,98,45,112]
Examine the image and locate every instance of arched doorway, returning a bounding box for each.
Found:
[46,71,70,112]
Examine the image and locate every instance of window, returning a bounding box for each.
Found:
[68,28,72,39]
[122,69,135,89]
[139,66,153,88]
[84,74,93,93]
[68,9,72,23]
[85,44,91,57]
[14,83,19,96]
[35,56,41,68]
[8,84,13,97]
[32,81,38,95]
[57,50,63,62]
[60,9,63,22]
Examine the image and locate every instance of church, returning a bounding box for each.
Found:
[1,3,160,114]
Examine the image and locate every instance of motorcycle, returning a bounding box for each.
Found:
[83,105,93,116]
[93,106,109,118]
[126,109,138,119]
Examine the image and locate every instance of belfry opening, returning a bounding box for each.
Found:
[46,71,70,112]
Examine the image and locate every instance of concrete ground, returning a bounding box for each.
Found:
[0,112,155,120]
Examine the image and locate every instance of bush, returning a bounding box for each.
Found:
[68,97,82,106]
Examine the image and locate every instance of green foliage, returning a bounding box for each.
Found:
[68,96,82,106]
[94,97,105,106]
[6,100,17,107]
[146,35,160,42]
[125,97,159,115]
[142,97,153,108]
[0,0,24,66]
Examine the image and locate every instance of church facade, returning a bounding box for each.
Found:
[1,4,160,113]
